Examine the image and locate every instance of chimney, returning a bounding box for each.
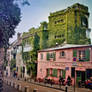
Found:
[17,33,21,40]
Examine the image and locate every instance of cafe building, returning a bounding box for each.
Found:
[37,44,92,85]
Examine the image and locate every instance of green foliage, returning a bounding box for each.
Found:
[10,59,16,71]
[40,22,48,49]
[26,63,31,75]
[22,52,31,62]
[26,62,37,77]
[0,0,21,47]
[33,33,40,51]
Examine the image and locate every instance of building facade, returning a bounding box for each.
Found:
[48,3,91,47]
[22,3,91,50]
[37,44,92,84]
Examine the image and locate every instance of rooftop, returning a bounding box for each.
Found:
[39,44,92,52]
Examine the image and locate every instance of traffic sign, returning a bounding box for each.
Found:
[73,57,76,61]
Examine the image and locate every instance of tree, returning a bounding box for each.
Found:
[0,0,21,47]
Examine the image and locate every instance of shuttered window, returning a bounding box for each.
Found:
[85,49,90,61]
[62,70,66,78]
[52,69,57,77]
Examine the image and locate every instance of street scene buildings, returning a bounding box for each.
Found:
[2,2,92,92]
[37,44,92,85]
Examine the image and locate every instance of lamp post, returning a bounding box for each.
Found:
[72,57,78,92]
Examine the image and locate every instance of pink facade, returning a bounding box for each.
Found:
[37,44,92,85]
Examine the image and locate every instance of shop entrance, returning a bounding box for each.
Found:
[76,71,86,84]
[81,71,85,81]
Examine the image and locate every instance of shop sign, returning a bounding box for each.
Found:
[52,63,65,67]
[65,67,69,70]
[73,57,76,61]
[72,62,78,67]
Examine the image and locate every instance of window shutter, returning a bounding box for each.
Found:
[85,49,90,61]
[62,70,66,78]
[73,50,77,57]
[52,69,57,77]
[53,52,56,61]
[47,53,50,61]
[47,69,50,76]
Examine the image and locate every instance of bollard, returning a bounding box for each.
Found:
[16,85,19,90]
[65,85,68,92]
[7,81,9,85]
[33,89,38,92]
[11,82,13,87]
[9,81,11,86]
[24,86,29,92]
[18,85,22,91]
[15,83,18,89]
[7,81,8,85]
[13,83,15,88]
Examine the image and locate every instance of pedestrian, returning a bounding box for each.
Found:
[67,76,71,86]
[59,75,64,85]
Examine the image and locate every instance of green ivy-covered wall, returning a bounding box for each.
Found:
[48,3,90,47]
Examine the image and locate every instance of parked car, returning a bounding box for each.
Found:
[85,80,92,89]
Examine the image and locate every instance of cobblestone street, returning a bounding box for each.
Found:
[3,83,19,92]
[3,77,92,92]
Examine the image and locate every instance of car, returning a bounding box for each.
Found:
[85,80,92,89]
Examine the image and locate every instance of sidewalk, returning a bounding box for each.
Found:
[4,77,92,92]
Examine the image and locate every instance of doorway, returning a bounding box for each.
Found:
[81,71,85,81]
[76,71,86,84]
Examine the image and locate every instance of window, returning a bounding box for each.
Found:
[79,50,86,61]
[71,67,75,78]
[86,69,92,79]
[54,19,64,24]
[55,34,64,39]
[81,16,88,27]
[46,69,50,76]
[78,49,90,62]
[40,53,43,60]
[46,52,56,61]
[60,51,65,57]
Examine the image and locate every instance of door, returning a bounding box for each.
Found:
[81,71,85,81]
[76,71,86,84]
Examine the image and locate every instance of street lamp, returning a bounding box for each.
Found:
[56,42,58,46]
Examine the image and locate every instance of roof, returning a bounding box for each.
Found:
[39,44,92,52]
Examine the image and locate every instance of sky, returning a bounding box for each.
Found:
[9,0,92,43]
